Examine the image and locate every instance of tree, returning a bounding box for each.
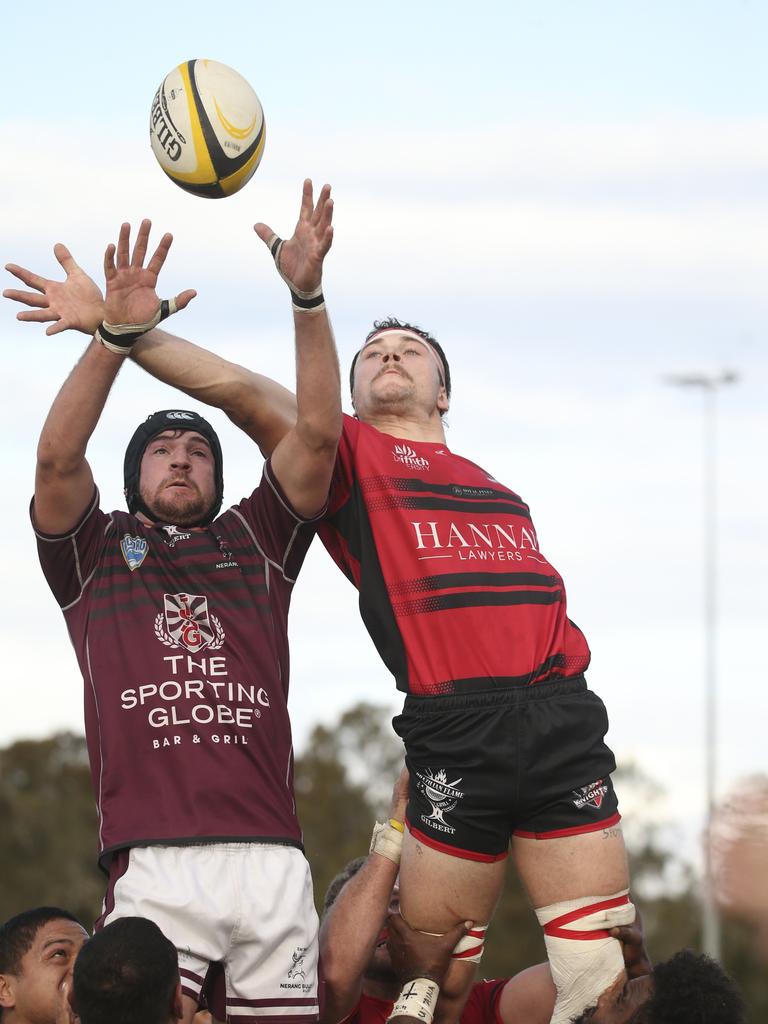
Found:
[0,733,103,925]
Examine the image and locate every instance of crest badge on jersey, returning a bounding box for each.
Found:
[415,767,464,835]
[154,592,225,653]
[120,534,149,571]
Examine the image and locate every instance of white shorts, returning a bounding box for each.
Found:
[101,843,319,1023]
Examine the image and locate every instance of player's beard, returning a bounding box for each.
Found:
[143,479,214,527]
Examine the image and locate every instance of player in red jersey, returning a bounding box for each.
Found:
[318,774,744,1024]
[6,181,339,1024]
[8,207,626,1024]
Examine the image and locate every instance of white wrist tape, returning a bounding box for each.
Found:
[268,234,325,313]
[387,978,439,1024]
[535,890,635,1024]
[96,298,177,354]
[370,820,404,864]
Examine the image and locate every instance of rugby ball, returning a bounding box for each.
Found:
[150,59,265,198]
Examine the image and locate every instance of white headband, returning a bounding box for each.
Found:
[358,328,446,386]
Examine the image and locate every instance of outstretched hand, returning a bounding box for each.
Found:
[254,178,333,293]
[103,219,196,326]
[4,244,105,336]
[387,913,471,985]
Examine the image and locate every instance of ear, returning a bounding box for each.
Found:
[0,973,17,1010]
[437,386,449,413]
[171,980,184,1020]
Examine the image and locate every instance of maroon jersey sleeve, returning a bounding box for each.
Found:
[31,488,111,608]
[230,459,325,583]
[460,980,508,1024]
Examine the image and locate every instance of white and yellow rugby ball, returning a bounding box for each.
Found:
[149,59,265,198]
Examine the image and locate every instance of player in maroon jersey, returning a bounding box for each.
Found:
[6,181,339,1024]
[9,211,629,1024]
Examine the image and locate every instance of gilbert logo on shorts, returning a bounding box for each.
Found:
[393,443,430,472]
[415,768,464,835]
[571,779,608,810]
[154,592,225,653]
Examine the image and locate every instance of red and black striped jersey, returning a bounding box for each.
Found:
[32,461,318,865]
[320,416,590,696]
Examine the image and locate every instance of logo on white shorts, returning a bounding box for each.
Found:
[571,779,608,810]
[287,947,307,981]
[154,592,225,653]
[415,767,464,836]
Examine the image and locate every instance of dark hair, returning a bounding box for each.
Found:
[0,907,81,976]
[322,856,367,917]
[648,950,745,1023]
[569,949,746,1024]
[349,317,452,413]
[73,917,179,1024]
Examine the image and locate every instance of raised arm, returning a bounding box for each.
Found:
[32,221,193,534]
[4,247,297,458]
[134,328,297,458]
[254,179,340,516]
[320,771,409,1024]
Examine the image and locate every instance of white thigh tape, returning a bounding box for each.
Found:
[451,924,487,964]
[535,891,634,1024]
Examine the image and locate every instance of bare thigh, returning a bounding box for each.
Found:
[399,829,507,1024]
[512,825,629,908]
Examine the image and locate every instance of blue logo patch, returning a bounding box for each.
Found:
[120,534,149,571]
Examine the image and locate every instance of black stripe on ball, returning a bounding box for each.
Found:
[188,59,264,181]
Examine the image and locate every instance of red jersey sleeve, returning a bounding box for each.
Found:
[318,415,362,586]
[31,488,111,609]
[460,979,509,1024]
[328,414,359,515]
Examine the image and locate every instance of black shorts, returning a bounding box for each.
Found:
[392,675,619,862]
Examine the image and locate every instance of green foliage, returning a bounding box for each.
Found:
[0,710,765,1020]
[0,733,103,926]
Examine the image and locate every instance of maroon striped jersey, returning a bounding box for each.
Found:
[32,461,318,865]
[320,416,590,696]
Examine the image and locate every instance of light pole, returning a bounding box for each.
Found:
[666,370,738,961]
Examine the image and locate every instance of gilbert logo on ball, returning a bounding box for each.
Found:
[150,59,265,198]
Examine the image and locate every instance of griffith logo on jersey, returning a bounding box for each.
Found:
[154,592,225,652]
[393,443,430,472]
[120,534,149,571]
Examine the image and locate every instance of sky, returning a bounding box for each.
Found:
[1,0,766,870]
